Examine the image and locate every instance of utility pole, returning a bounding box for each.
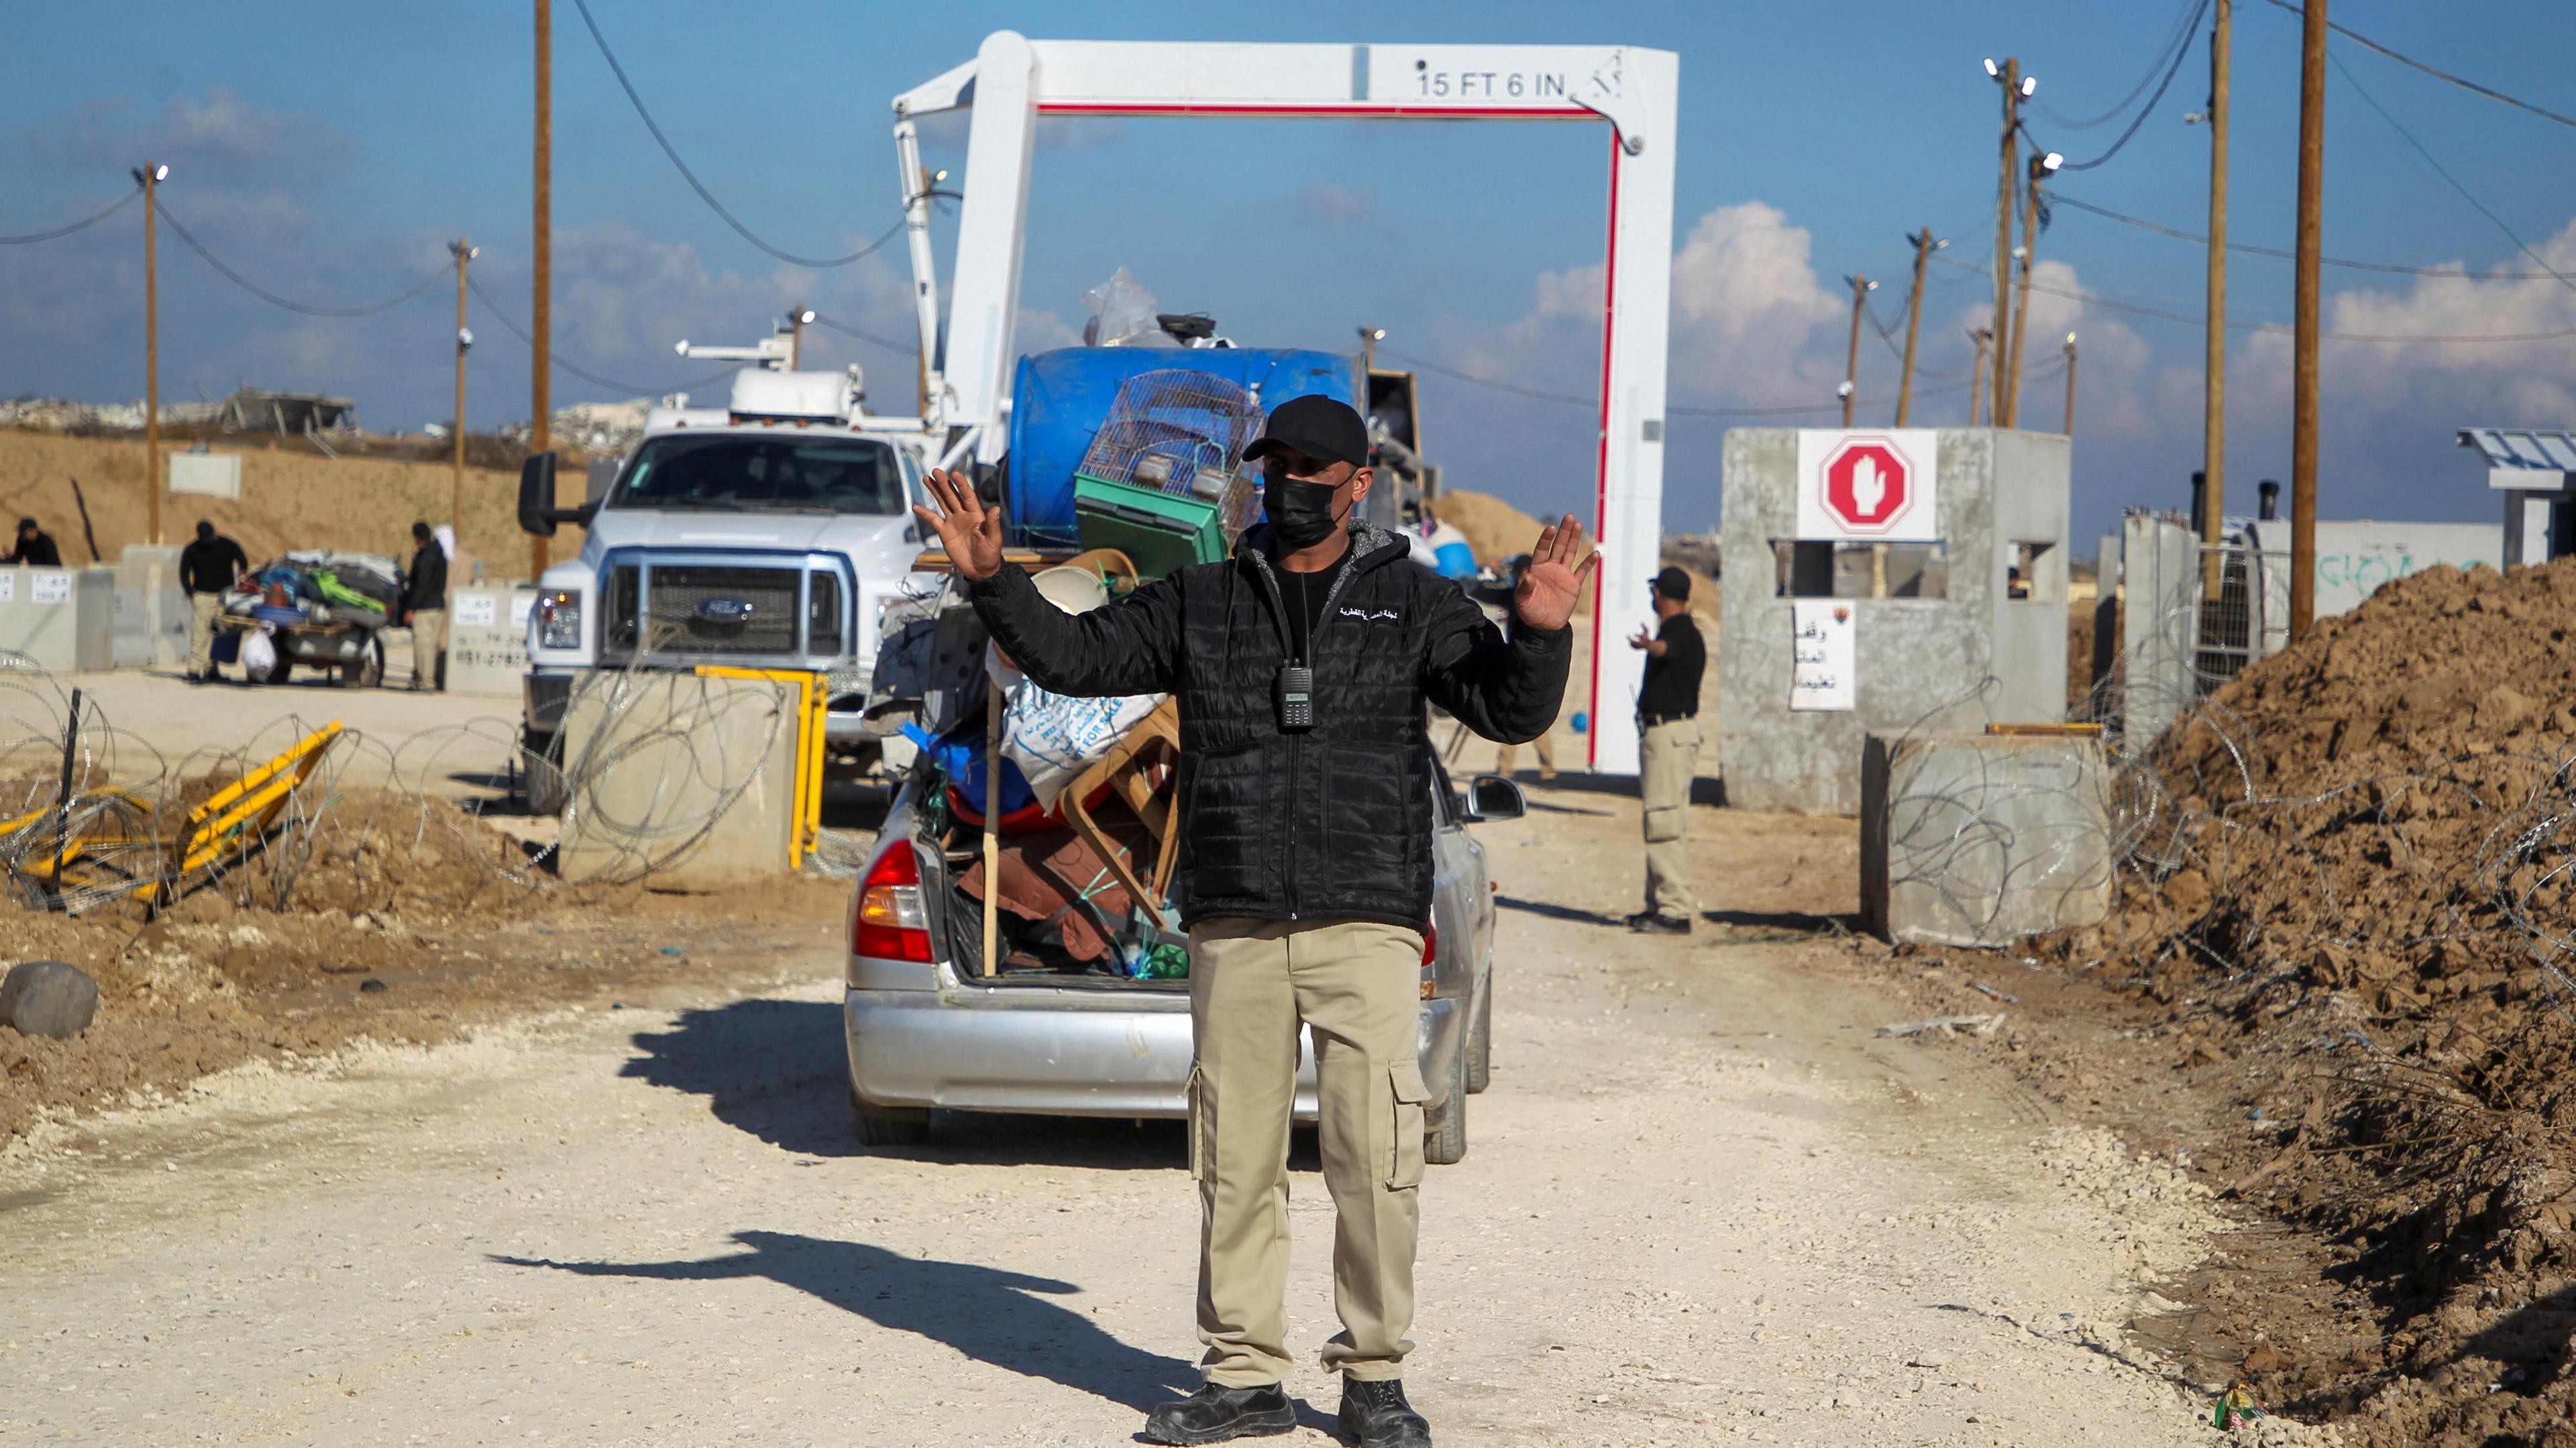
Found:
[136,162,166,546]
[1358,324,1382,378]
[1895,228,1935,426]
[451,239,475,543]
[2063,333,2079,436]
[2005,150,2061,427]
[1967,328,1992,427]
[2201,0,2232,600]
[2290,0,2326,638]
[1840,274,1873,427]
[531,0,553,581]
[1987,57,2023,433]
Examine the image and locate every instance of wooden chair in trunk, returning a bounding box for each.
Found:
[1059,697,1182,927]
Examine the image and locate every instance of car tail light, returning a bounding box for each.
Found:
[854,844,933,962]
[1420,923,1438,969]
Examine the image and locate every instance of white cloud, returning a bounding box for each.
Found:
[1297,181,1379,229]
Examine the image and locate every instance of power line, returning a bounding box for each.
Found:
[2049,0,2210,172]
[0,188,138,245]
[2031,0,2208,131]
[152,197,451,317]
[2051,192,2575,278]
[2257,0,2576,131]
[1929,250,2576,341]
[1379,343,2029,419]
[570,0,904,268]
[806,311,919,355]
[466,272,738,396]
[2327,48,2576,298]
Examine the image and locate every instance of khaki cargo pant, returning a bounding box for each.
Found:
[187,592,222,676]
[1188,917,1426,1387]
[403,608,445,690]
[1640,717,1700,917]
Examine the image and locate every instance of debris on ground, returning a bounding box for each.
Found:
[1894,558,2576,1448]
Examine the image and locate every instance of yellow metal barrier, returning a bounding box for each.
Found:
[692,667,826,869]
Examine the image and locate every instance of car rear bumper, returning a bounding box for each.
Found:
[843,986,1461,1120]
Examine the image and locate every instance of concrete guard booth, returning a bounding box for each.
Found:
[1718,428,2072,816]
[2458,426,2576,566]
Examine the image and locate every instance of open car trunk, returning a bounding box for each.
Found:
[915,773,1191,991]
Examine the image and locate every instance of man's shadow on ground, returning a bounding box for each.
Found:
[494,1230,1199,1414]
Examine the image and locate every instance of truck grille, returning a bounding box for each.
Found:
[600,559,838,662]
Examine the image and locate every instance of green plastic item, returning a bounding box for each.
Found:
[1141,942,1191,980]
[1073,472,1226,581]
[310,569,386,616]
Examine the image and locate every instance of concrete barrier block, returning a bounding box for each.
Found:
[1861,731,2114,948]
[0,567,115,672]
[445,585,534,698]
[557,671,798,889]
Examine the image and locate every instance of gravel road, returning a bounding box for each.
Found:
[1,788,2282,1447]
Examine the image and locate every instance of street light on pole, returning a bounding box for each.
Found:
[1840,275,1876,427]
[1358,325,1385,377]
[788,306,815,368]
[2005,148,2061,429]
[451,240,478,543]
[133,162,169,545]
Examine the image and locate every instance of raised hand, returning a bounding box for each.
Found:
[1512,513,1600,633]
[912,468,1004,581]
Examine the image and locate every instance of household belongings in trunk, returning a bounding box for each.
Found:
[1071,369,1263,581]
[919,563,1187,979]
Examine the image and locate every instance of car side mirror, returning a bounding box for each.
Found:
[518,452,561,538]
[1462,774,1525,823]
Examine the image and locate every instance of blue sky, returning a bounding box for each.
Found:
[7,0,2576,544]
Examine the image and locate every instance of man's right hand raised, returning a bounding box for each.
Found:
[913,468,1004,581]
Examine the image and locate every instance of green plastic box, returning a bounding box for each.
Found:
[1073,471,1228,580]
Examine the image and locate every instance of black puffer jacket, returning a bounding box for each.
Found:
[967,520,1568,930]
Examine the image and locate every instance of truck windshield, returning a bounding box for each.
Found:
[608,435,905,514]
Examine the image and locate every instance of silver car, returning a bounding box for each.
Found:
[843,757,1525,1164]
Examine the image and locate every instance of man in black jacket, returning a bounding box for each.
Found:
[398,521,448,691]
[5,517,62,567]
[917,394,1592,1448]
[178,520,249,683]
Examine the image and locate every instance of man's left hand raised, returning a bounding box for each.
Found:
[1511,514,1599,632]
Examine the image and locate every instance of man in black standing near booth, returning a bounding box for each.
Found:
[914,394,1593,1448]
[1625,565,1705,934]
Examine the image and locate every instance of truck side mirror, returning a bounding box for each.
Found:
[518,453,559,538]
[517,452,584,538]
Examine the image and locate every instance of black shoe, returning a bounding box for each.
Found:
[1625,911,1691,936]
[1336,1378,1431,1447]
[1142,1382,1296,1445]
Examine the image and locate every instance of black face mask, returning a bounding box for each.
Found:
[1263,474,1346,551]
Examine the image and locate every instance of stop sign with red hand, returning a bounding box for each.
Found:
[1820,437,1915,534]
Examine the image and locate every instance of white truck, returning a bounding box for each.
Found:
[512,352,943,812]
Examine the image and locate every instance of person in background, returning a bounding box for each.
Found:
[5,517,62,567]
[178,520,248,684]
[398,520,448,692]
[1625,565,1705,934]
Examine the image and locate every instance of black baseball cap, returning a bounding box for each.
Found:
[1243,394,1369,470]
[1651,565,1691,600]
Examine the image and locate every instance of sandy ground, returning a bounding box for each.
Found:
[40,669,525,799]
[0,775,2294,1447]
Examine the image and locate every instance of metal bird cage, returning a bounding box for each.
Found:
[1074,370,1265,545]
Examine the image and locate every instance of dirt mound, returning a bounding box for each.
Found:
[1430,489,1544,567]
[2030,559,2576,1445]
